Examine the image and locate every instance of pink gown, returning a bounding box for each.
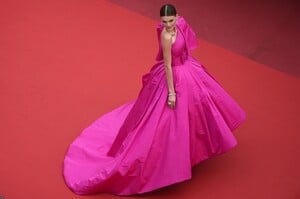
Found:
[63,17,246,195]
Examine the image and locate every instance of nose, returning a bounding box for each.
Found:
[166,22,172,28]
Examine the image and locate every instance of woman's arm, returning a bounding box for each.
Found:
[161,30,176,109]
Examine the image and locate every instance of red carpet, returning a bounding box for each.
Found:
[0,0,299,198]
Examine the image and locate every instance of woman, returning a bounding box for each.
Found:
[63,4,246,196]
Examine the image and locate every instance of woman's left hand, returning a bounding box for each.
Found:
[167,95,176,109]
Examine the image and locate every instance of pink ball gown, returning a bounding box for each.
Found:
[63,16,246,195]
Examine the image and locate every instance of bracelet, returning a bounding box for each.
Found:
[168,92,176,96]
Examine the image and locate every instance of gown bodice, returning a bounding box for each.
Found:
[171,29,187,66]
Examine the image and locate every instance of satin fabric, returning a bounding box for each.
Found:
[63,17,246,195]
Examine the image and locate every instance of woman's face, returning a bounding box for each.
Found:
[161,15,177,31]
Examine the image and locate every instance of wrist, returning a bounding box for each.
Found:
[168,92,176,96]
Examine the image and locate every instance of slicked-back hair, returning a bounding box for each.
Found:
[160,4,177,17]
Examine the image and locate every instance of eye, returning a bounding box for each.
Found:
[169,19,174,23]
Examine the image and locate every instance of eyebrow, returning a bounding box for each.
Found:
[162,19,174,23]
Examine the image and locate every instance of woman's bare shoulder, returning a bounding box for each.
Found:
[160,29,172,42]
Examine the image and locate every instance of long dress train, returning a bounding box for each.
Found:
[63,16,246,195]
